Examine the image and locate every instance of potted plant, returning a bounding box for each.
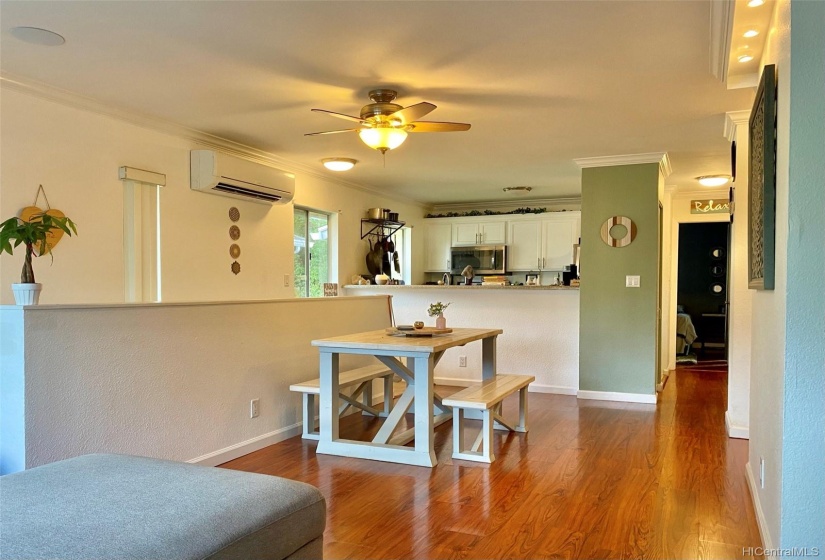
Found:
[427,301,451,329]
[0,212,77,304]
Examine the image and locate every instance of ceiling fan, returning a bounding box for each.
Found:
[305,89,471,154]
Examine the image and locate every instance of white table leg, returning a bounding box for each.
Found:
[413,355,436,466]
[482,335,498,381]
[318,351,340,449]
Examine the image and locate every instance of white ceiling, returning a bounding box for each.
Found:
[0,1,753,204]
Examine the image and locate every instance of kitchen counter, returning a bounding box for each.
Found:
[343,284,578,290]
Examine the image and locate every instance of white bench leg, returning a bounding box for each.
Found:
[382,374,394,417]
[361,380,374,416]
[482,409,495,463]
[453,407,465,457]
[516,386,528,433]
[302,393,319,440]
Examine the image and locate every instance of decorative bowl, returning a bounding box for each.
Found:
[414,321,424,329]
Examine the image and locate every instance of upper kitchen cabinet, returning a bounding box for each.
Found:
[451,219,507,246]
[507,212,580,271]
[424,222,453,272]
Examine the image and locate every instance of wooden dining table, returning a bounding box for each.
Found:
[311,327,503,467]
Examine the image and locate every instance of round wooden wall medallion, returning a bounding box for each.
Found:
[229,244,241,259]
[229,207,240,222]
[229,225,240,240]
[231,261,241,275]
[600,216,637,248]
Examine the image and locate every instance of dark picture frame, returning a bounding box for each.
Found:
[748,64,777,290]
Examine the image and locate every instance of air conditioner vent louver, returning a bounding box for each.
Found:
[214,182,283,203]
[190,150,295,205]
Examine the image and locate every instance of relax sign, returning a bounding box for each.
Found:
[691,199,730,214]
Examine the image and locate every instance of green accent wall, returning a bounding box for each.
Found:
[579,163,659,395]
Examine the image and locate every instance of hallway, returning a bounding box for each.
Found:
[223,365,762,559]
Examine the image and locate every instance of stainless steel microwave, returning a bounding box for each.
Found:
[451,245,506,275]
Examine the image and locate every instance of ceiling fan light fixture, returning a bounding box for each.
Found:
[696,175,731,187]
[321,158,357,171]
[358,127,408,154]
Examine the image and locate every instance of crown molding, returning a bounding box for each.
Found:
[431,196,581,212]
[724,109,751,142]
[574,152,672,178]
[710,0,734,84]
[0,73,427,209]
[670,187,730,199]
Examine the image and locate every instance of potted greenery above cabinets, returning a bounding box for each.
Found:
[0,212,77,304]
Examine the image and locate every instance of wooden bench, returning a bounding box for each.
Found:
[442,374,534,463]
[290,364,395,440]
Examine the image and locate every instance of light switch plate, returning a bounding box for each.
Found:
[626,275,641,288]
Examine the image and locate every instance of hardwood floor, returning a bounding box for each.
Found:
[222,364,763,559]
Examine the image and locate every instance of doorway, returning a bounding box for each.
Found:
[676,222,731,363]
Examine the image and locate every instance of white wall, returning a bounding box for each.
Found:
[342,286,580,394]
[725,111,753,440]
[0,296,393,473]
[748,0,791,547]
[0,85,426,305]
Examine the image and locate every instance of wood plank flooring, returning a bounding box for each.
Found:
[222,364,763,559]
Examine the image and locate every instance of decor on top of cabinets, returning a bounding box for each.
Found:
[748,63,777,291]
[1,185,77,305]
[599,216,636,248]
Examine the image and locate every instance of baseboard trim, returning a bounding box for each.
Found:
[656,369,670,392]
[577,390,657,404]
[528,384,578,396]
[745,461,772,548]
[188,422,303,467]
[725,411,750,439]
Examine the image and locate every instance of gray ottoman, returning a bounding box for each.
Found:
[0,454,326,560]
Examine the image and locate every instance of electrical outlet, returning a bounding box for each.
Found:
[459,356,467,367]
[760,457,765,488]
[283,274,290,287]
[250,399,260,419]
[626,275,641,288]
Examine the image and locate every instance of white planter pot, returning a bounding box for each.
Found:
[12,283,42,305]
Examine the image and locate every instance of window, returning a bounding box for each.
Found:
[294,208,329,297]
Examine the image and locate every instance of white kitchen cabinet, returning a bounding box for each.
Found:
[424,222,453,272]
[507,212,580,271]
[451,220,507,246]
[507,221,542,270]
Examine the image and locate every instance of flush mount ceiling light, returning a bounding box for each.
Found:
[743,29,760,38]
[738,53,755,63]
[10,26,65,46]
[696,175,731,187]
[747,0,765,6]
[502,186,533,193]
[321,158,357,171]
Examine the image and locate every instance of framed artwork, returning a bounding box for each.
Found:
[748,64,777,290]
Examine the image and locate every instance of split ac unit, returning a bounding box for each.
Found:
[190,150,295,205]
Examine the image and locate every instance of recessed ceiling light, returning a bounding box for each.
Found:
[10,26,65,46]
[696,175,731,187]
[747,0,765,6]
[321,158,357,171]
[738,54,755,63]
[743,29,760,38]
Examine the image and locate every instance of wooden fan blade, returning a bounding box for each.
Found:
[311,109,368,124]
[304,128,360,136]
[389,102,436,125]
[407,121,471,132]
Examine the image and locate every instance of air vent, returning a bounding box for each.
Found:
[214,182,284,203]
